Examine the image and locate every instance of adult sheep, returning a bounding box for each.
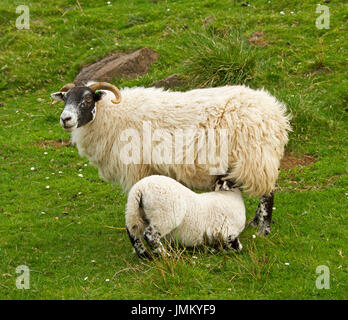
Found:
[51,81,291,235]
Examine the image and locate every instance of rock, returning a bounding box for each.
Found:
[74,48,158,85]
[154,74,181,88]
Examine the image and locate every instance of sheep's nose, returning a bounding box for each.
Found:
[61,116,71,124]
[60,111,76,129]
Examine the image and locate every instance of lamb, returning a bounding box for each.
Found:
[51,81,291,235]
[125,175,246,258]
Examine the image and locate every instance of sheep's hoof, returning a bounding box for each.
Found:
[256,220,271,236]
[247,216,259,228]
[138,251,153,260]
[232,239,243,252]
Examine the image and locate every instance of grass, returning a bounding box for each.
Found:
[0,0,347,299]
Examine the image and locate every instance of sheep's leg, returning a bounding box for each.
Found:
[213,176,237,191]
[126,227,152,260]
[248,202,261,227]
[143,225,169,257]
[226,235,243,251]
[248,192,274,236]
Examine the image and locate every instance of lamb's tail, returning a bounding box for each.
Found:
[125,186,147,238]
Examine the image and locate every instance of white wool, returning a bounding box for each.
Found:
[71,85,291,196]
[125,175,246,247]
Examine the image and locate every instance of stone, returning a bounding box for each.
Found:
[154,74,181,88]
[74,48,158,85]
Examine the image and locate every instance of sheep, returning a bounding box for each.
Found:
[125,175,246,258]
[51,81,291,235]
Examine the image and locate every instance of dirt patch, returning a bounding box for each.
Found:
[280,152,316,170]
[36,139,71,149]
[306,67,331,77]
[248,31,268,47]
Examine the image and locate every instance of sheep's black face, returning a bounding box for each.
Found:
[51,87,105,132]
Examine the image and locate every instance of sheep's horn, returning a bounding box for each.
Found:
[88,82,121,104]
[59,83,76,92]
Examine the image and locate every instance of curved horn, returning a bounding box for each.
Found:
[88,82,121,104]
[59,83,75,92]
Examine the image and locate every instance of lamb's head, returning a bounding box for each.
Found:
[51,82,121,132]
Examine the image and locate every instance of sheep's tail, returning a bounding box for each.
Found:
[125,186,147,238]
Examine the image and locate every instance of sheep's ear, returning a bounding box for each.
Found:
[50,92,65,102]
[94,90,106,102]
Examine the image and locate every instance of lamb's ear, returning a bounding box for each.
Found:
[50,92,65,101]
[94,90,106,102]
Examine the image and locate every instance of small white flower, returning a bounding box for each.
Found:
[78,174,83,178]
[290,11,294,14]
[284,262,290,266]
[78,192,82,195]
[79,169,83,172]
[84,276,88,281]
[45,185,50,189]
[40,211,46,215]
[280,11,285,15]
[51,172,55,175]
[192,256,198,259]
[91,260,96,263]
[105,279,110,282]
[44,152,48,155]
[107,1,111,4]
[115,42,119,46]
[273,207,276,210]
[84,164,88,167]
[252,234,256,239]
[16,110,19,113]
[45,177,49,180]
[90,47,94,50]
[338,265,342,269]
[58,171,62,174]
[30,167,35,171]
[167,8,170,11]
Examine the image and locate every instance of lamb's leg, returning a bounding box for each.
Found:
[143,225,169,257]
[126,227,152,260]
[226,235,243,251]
[248,192,274,236]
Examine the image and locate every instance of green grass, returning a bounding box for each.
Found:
[0,0,347,299]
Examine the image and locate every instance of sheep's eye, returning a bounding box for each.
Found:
[85,96,93,103]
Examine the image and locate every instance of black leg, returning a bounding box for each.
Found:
[143,225,169,257]
[226,235,243,251]
[248,192,274,235]
[126,227,152,260]
[213,175,238,191]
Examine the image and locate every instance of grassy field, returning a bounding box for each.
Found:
[0,0,347,299]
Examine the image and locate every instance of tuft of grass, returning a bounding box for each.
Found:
[181,27,258,87]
